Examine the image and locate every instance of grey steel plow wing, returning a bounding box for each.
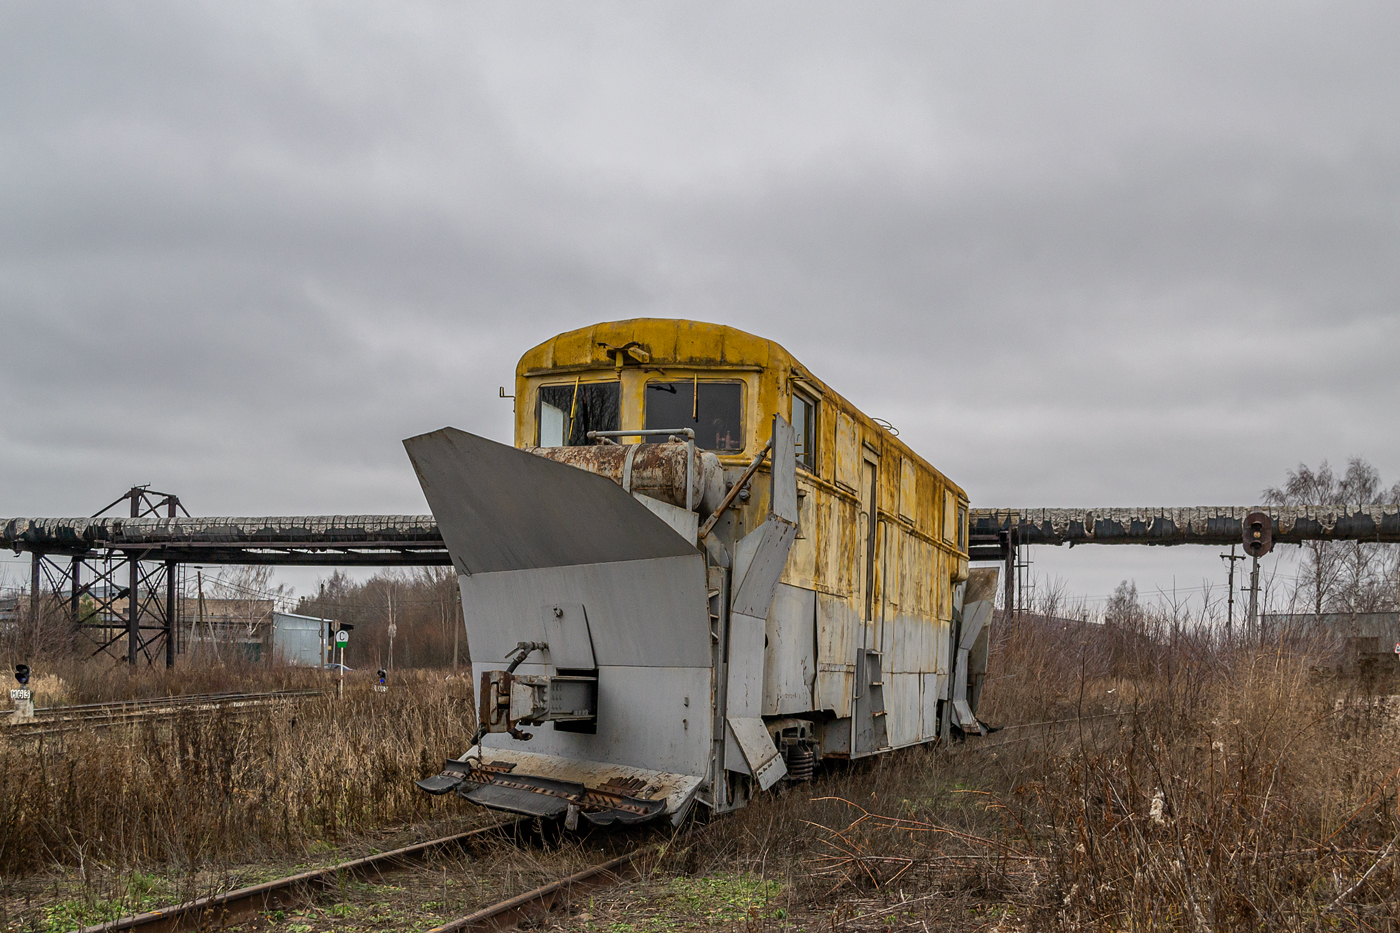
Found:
[970,505,1400,547]
[402,427,698,575]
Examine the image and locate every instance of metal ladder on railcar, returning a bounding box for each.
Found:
[854,648,892,754]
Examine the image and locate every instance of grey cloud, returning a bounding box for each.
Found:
[2,1,1397,604]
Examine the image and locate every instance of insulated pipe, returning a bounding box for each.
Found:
[2,515,443,551]
[971,506,1400,547]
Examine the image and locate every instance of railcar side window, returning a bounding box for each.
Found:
[792,390,817,471]
[957,504,968,551]
[645,381,744,451]
[537,382,621,446]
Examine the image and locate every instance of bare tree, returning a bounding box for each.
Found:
[1264,457,1398,619]
[295,567,463,670]
[1105,580,1144,633]
[1264,461,1343,615]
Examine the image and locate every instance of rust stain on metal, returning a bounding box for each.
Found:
[521,443,725,514]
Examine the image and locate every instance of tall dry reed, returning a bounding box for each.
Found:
[690,610,1400,930]
[0,673,477,875]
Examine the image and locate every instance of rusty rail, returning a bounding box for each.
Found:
[5,691,319,739]
[425,850,646,933]
[73,820,527,933]
[426,822,711,933]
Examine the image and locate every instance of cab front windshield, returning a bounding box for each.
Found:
[537,382,620,446]
[645,381,744,452]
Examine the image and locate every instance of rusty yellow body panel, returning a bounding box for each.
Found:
[513,319,975,756]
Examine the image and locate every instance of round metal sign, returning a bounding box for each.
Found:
[335,630,350,645]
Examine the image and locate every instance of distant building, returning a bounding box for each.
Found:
[1263,612,1400,665]
[269,611,333,667]
[184,600,334,665]
[0,594,19,634]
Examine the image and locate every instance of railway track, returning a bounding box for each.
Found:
[4,690,320,739]
[60,716,1112,933]
[72,817,697,933]
[74,819,533,933]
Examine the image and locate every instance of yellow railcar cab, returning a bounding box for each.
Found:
[514,318,970,574]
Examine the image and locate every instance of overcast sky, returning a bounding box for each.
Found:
[2,2,1397,608]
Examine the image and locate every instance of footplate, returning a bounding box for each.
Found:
[415,759,473,795]
[416,748,703,826]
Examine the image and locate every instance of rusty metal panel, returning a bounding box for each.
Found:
[450,747,704,821]
[815,593,857,713]
[723,610,769,775]
[960,585,995,652]
[769,416,799,524]
[731,519,798,619]
[835,412,859,490]
[730,414,798,616]
[726,717,787,789]
[405,427,697,575]
[920,674,942,740]
[782,486,818,589]
[762,583,816,716]
[899,459,917,520]
[886,672,921,748]
[725,611,766,718]
[522,443,726,516]
[818,495,856,597]
[935,605,952,697]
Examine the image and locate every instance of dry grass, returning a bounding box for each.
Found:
[13,655,333,706]
[0,663,478,877]
[9,617,1400,930]
[664,615,1400,931]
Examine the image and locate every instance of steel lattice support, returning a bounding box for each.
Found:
[27,487,188,667]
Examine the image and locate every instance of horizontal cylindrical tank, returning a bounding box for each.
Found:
[522,443,727,516]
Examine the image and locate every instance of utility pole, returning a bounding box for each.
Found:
[197,570,216,660]
[1242,512,1274,648]
[386,591,397,673]
[1221,545,1244,639]
[1247,556,1262,644]
[318,582,326,668]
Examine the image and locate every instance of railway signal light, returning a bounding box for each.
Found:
[377,669,386,684]
[1243,512,1273,558]
[14,664,29,686]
